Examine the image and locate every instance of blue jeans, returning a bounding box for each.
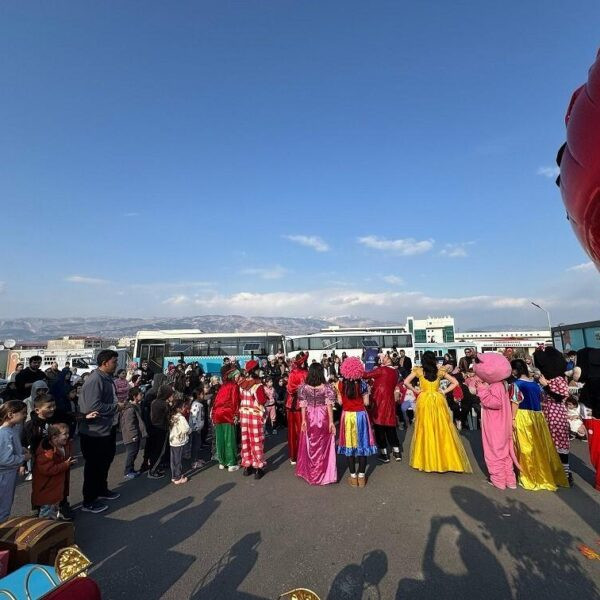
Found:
[0,469,18,522]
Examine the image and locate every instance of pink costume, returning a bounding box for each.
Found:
[295,383,337,485]
[264,386,277,425]
[474,353,519,490]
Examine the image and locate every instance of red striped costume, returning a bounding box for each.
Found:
[239,378,267,469]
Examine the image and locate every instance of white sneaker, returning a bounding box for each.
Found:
[25,473,33,481]
[228,465,240,472]
[290,460,297,466]
[218,465,225,470]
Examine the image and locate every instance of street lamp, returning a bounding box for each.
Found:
[531,302,552,335]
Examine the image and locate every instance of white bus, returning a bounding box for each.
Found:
[285,330,415,363]
[133,330,285,375]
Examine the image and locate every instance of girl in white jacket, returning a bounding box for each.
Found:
[169,396,190,484]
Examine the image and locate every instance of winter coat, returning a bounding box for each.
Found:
[32,440,72,506]
[119,402,148,444]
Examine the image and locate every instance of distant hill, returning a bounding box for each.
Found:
[0,315,396,342]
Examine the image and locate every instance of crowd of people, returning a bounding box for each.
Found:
[0,343,599,524]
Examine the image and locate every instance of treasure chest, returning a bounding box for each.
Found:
[0,517,74,572]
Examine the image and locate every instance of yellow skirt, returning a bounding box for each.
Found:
[514,410,569,491]
[409,391,472,473]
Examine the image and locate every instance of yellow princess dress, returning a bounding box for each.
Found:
[409,368,472,473]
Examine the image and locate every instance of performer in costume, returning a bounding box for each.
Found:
[337,356,378,487]
[362,353,401,463]
[577,347,600,491]
[404,351,472,474]
[295,363,337,485]
[472,352,518,490]
[533,345,572,485]
[211,365,241,472]
[239,360,267,480]
[510,359,568,491]
[286,352,308,465]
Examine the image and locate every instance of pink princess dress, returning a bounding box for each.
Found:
[295,383,338,485]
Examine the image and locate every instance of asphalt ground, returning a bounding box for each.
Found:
[10,427,600,600]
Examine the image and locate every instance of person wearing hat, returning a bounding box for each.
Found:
[286,352,309,465]
[239,360,268,479]
[211,365,241,471]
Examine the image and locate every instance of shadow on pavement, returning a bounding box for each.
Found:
[450,486,599,598]
[86,483,236,600]
[396,514,510,599]
[190,531,267,600]
[461,430,487,476]
[327,549,388,600]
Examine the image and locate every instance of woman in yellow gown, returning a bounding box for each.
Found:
[403,351,472,473]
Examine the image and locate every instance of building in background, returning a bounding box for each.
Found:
[406,316,455,344]
[552,320,600,352]
[455,330,551,355]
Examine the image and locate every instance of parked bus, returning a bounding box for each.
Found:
[285,330,415,363]
[133,330,285,375]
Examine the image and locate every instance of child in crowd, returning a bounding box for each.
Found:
[395,380,416,429]
[22,395,59,457]
[120,387,148,479]
[169,396,190,484]
[189,389,206,469]
[566,396,587,440]
[0,401,30,521]
[336,357,379,487]
[25,380,49,422]
[32,423,76,520]
[114,369,130,406]
[263,377,277,435]
[22,393,59,483]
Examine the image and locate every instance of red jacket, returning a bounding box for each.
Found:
[363,366,398,426]
[286,367,307,410]
[32,440,72,506]
[211,381,240,424]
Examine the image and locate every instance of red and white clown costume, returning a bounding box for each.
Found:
[239,360,267,478]
[286,352,309,464]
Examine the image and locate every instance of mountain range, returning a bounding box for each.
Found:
[0,315,393,342]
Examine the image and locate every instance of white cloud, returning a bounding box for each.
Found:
[537,166,560,179]
[240,266,288,280]
[159,287,540,319]
[162,295,190,305]
[440,242,474,258]
[283,235,329,252]
[130,281,213,292]
[567,261,595,272]
[65,275,110,285]
[358,235,434,255]
[382,275,404,285]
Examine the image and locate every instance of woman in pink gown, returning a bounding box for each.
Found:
[295,363,338,485]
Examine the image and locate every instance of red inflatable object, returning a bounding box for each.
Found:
[559,49,600,271]
[42,576,102,600]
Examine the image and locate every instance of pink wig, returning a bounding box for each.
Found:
[340,356,365,380]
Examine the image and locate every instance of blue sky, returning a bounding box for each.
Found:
[2,1,599,328]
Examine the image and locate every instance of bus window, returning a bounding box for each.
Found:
[242,342,261,354]
[285,339,295,353]
[294,337,309,352]
[191,341,209,356]
[209,338,240,356]
[267,336,283,355]
[362,339,380,349]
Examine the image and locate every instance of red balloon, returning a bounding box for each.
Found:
[559,49,600,271]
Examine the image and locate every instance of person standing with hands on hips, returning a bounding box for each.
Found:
[78,349,120,514]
